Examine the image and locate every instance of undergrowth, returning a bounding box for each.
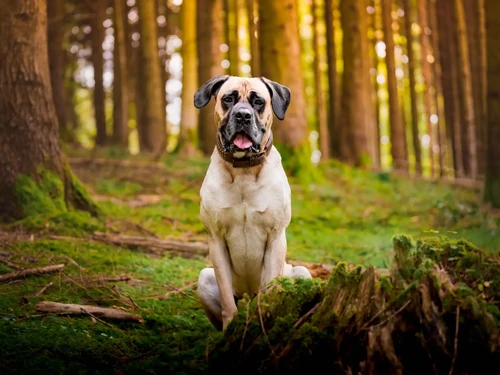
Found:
[0,151,499,374]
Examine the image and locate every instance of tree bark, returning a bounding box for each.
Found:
[437,0,463,178]
[112,0,129,147]
[417,0,435,176]
[325,0,340,158]
[464,0,487,177]
[340,0,378,167]
[484,0,500,208]
[178,0,198,155]
[382,0,407,172]
[91,0,107,146]
[258,0,312,175]
[47,0,70,142]
[138,0,167,155]
[427,0,447,178]
[402,0,422,175]
[197,0,224,155]
[311,0,330,160]
[370,0,382,169]
[246,0,260,77]
[0,0,97,221]
[453,0,478,179]
[224,0,240,76]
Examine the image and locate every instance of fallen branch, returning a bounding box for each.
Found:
[0,256,23,270]
[0,264,65,283]
[35,301,143,323]
[85,275,132,284]
[92,232,208,257]
[69,157,165,170]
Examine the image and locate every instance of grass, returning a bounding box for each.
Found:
[0,152,499,374]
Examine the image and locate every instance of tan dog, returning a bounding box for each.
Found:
[194,76,311,331]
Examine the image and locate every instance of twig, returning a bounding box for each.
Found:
[160,281,197,300]
[127,295,140,309]
[36,301,143,323]
[364,300,411,331]
[163,283,199,302]
[257,289,277,358]
[80,308,122,331]
[293,302,321,329]
[92,232,208,257]
[240,298,258,351]
[60,255,86,271]
[0,264,65,283]
[449,306,460,375]
[35,281,54,296]
[0,256,23,270]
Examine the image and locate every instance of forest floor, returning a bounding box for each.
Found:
[1,150,499,374]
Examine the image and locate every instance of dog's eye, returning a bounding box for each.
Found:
[223,97,233,104]
[254,99,264,106]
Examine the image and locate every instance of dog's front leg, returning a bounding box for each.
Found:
[209,235,238,331]
[260,231,287,287]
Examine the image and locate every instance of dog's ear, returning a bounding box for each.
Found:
[260,77,291,121]
[194,75,230,108]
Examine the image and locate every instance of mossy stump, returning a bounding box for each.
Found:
[207,236,500,374]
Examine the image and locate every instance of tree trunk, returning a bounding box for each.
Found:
[0,0,97,221]
[464,0,487,177]
[91,0,107,146]
[225,0,240,76]
[428,0,447,177]
[340,0,378,167]
[382,0,407,172]
[178,0,198,155]
[417,0,435,176]
[370,0,382,169]
[258,0,312,176]
[325,0,340,158]
[246,0,260,77]
[311,0,330,160]
[402,0,422,175]
[138,0,167,155]
[437,0,463,178]
[484,0,500,208]
[453,0,478,179]
[112,0,129,148]
[197,0,224,155]
[47,0,71,142]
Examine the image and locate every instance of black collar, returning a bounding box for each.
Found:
[215,133,273,168]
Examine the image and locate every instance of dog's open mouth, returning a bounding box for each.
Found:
[233,133,253,150]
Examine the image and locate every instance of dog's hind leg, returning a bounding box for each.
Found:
[283,263,312,279]
[197,268,223,330]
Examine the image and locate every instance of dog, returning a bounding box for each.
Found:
[194,75,311,331]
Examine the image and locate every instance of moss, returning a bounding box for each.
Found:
[15,169,67,217]
[11,167,101,235]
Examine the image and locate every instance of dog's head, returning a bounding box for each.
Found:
[194,76,291,154]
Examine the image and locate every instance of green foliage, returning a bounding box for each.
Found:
[1,155,499,373]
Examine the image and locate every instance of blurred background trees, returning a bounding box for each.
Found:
[2,0,499,207]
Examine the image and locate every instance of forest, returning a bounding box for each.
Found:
[0,0,500,373]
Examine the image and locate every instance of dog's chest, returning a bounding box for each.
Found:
[207,175,289,233]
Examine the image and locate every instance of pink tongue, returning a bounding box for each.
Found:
[233,134,253,149]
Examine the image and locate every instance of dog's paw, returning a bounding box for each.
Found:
[222,308,238,331]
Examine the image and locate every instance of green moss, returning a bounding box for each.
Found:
[15,169,66,217]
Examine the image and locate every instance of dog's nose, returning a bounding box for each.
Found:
[234,108,252,122]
